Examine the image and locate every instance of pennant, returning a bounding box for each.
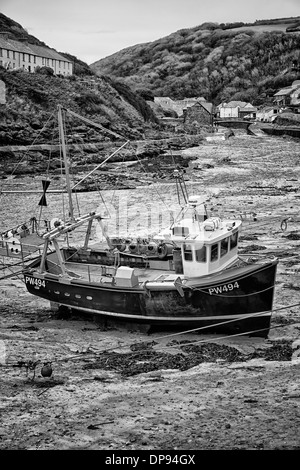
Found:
[38,179,51,206]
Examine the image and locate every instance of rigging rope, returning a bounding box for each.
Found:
[1,301,299,369]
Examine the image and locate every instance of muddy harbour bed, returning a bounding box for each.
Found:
[0,130,300,450]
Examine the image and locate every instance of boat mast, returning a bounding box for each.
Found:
[58,105,75,221]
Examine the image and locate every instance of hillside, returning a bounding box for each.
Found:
[91,17,300,105]
[0,68,162,147]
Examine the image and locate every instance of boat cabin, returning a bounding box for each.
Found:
[154,195,242,278]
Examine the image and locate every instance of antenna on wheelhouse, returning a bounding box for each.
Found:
[57,105,75,222]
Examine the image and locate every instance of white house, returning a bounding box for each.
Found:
[256,106,281,122]
[217,101,257,119]
[0,36,73,76]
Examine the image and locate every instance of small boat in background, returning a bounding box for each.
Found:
[22,105,278,338]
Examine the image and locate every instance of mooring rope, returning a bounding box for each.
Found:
[2,300,298,370]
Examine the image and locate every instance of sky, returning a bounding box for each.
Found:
[1,0,299,65]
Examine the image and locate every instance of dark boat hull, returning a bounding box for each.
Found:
[23,259,278,337]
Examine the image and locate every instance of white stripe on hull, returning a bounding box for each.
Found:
[54,301,272,322]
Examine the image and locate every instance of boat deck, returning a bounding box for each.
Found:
[64,261,179,286]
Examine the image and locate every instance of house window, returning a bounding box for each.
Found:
[0,49,2,57]
[28,55,31,63]
[195,245,206,263]
[183,243,193,262]
[13,51,16,60]
[210,243,219,262]
[34,56,36,64]
[6,50,9,58]
[220,237,229,257]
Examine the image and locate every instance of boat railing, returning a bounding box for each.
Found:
[0,239,44,260]
[62,259,116,282]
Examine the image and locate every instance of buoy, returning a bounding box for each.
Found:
[111,238,126,252]
[146,242,158,256]
[7,237,21,253]
[41,363,52,378]
[50,218,63,229]
[129,243,138,254]
[157,243,173,259]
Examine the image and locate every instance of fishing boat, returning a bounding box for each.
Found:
[23,105,278,337]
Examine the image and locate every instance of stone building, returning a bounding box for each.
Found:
[154,96,207,117]
[183,101,213,129]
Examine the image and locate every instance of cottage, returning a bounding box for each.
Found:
[154,96,207,117]
[217,101,257,119]
[256,106,281,123]
[273,80,300,109]
[0,37,73,76]
[183,101,213,128]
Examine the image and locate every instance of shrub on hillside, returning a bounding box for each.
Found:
[104,77,158,123]
[74,91,104,110]
[35,66,54,76]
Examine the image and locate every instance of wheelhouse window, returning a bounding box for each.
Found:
[173,226,189,236]
[210,243,219,262]
[220,237,229,257]
[183,243,193,261]
[195,245,206,263]
[230,232,238,250]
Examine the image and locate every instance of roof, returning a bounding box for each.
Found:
[188,101,213,114]
[274,81,300,97]
[257,106,279,113]
[239,106,257,112]
[218,101,256,110]
[0,37,72,62]
[223,101,248,108]
[274,87,294,96]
